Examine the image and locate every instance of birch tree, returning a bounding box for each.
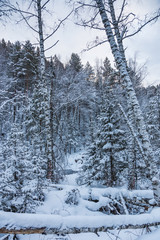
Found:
[72,0,160,202]
[95,0,159,194]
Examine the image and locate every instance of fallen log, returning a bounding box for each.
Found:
[0,222,160,235]
[0,228,45,234]
[1,209,160,235]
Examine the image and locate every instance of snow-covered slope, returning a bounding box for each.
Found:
[1,151,160,240]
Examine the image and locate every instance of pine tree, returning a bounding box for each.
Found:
[145,89,160,163]
[7,41,22,80]
[51,55,65,79]
[0,123,44,213]
[20,40,39,94]
[78,96,126,187]
[0,39,9,74]
[68,53,83,73]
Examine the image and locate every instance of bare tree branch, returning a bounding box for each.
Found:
[16,3,38,33]
[82,39,108,52]
[27,0,34,11]
[41,0,50,10]
[44,9,74,42]
[3,2,37,18]
[44,40,59,52]
[117,0,127,23]
[123,11,160,40]
[77,2,97,8]
[76,21,105,30]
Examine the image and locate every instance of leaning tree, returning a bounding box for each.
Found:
[71,0,160,203]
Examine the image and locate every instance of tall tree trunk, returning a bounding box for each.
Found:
[128,136,136,190]
[95,0,159,203]
[37,0,54,181]
[37,0,45,78]
[108,0,127,66]
[49,77,57,181]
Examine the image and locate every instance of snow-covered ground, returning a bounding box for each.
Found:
[9,230,153,240]
[1,151,160,240]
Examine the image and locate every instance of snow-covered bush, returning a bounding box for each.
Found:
[64,189,80,205]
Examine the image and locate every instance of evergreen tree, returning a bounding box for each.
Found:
[68,53,83,73]
[78,97,126,187]
[7,40,39,94]
[7,41,22,80]
[0,39,9,74]
[51,55,65,79]
[0,123,44,213]
[145,90,160,163]
[20,40,39,94]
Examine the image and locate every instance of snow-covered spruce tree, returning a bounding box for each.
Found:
[7,41,22,79]
[0,39,9,75]
[68,53,83,74]
[6,41,29,124]
[18,40,39,94]
[0,40,46,211]
[145,89,160,161]
[51,54,65,79]
[0,123,44,212]
[78,94,127,187]
[0,40,12,136]
[102,57,140,189]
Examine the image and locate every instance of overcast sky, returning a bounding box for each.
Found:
[1,0,160,87]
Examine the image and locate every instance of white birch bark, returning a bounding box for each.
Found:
[37,0,45,78]
[118,103,145,159]
[95,0,159,203]
[108,0,127,66]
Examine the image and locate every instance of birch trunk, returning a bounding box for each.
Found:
[108,0,127,66]
[95,0,159,203]
[37,0,45,78]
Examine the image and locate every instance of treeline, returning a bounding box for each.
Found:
[0,39,159,212]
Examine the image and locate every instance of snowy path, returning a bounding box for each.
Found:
[62,151,85,186]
